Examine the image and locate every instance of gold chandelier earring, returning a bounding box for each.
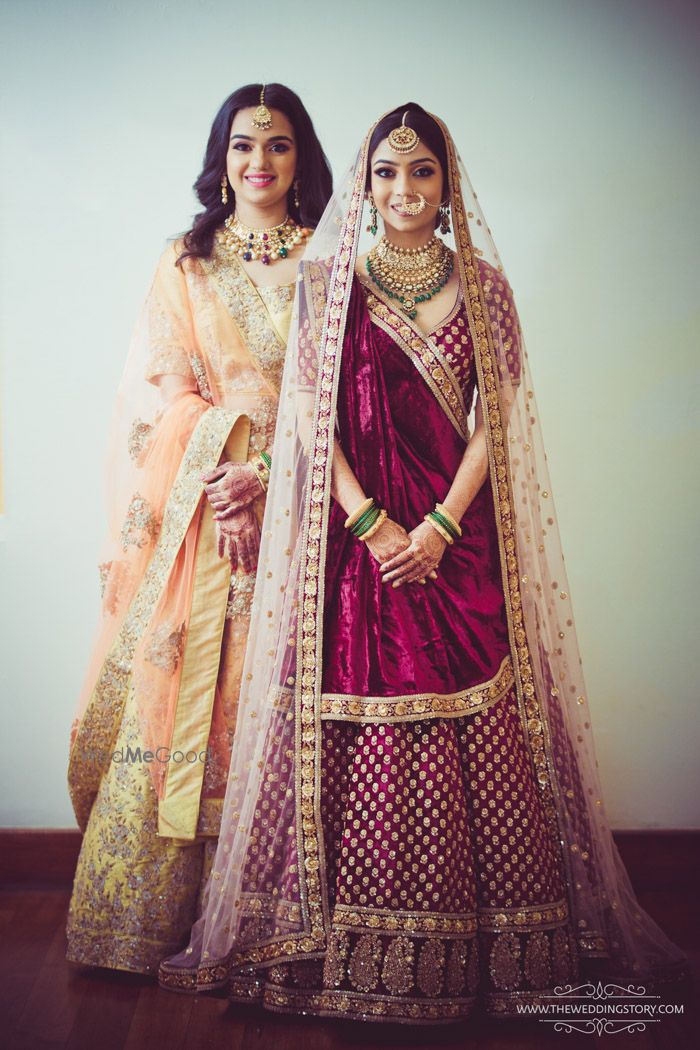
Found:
[293,178,301,210]
[439,202,451,235]
[220,174,229,206]
[366,193,378,237]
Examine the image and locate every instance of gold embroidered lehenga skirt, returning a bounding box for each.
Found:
[223,684,578,1021]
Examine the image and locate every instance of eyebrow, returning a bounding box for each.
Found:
[373,156,436,165]
[230,133,294,143]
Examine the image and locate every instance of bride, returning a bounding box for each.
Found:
[158,103,689,1022]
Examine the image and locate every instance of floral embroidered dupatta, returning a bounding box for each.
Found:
[67,240,295,842]
[159,116,689,991]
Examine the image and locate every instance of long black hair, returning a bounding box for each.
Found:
[178,83,332,265]
[367,104,448,229]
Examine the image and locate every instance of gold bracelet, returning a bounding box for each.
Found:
[435,502,462,537]
[423,514,454,545]
[345,497,374,530]
[359,508,387,541]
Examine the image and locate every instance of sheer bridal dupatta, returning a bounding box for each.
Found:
[158,116,689,992]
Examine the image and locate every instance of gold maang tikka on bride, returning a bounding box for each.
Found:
[251,84,272,130]
[387,110,419,154]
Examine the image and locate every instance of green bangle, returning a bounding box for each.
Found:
[429,510,460,540]
[350,501,377,534]
[353,508,380,537]
[352,505,380,537]
[260,450,272,469]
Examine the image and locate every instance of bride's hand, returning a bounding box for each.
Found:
[380,521,445,587]
[364,517,411,567]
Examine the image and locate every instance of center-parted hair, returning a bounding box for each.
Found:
[178,83,333,265]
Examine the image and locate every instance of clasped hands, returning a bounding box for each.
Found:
[365,516,448,589]
[201,461,263,573]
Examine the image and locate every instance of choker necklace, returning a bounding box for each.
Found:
[366,235,453,319]
[221,214,309,265]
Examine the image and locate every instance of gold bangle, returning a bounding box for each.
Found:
[359,508,387,541]
[435,502,462,537]
[345,497,374,530]
[252,456,270,492]
[423,514,454,545]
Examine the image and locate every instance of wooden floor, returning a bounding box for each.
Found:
[0,887,696,1050]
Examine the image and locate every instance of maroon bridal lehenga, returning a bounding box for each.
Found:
[158,110,690,1023]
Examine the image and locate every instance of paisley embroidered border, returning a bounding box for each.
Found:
[320,654,513,721]
[478,899,569,933]
[332,904,477,937]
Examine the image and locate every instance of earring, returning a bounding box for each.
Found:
[220,174,229,206]
[366,194,378,237]
[439,202,451,235]
[293,179,301,210]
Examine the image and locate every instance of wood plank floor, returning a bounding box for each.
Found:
[0,888,696,1050]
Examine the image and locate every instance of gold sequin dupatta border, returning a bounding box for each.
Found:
[157,414,250,840]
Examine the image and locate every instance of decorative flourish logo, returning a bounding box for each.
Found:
[516,981,684,1036]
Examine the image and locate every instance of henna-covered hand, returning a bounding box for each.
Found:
[203,462,263,520]
[380,520,446,587]
[363,516,411,567]
[215,507,260,574]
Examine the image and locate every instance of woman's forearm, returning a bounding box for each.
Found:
[330,437,367,516]
[439,396,490,523]
[330,396,492,526]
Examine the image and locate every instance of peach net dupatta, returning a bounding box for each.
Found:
[68,241,249,838]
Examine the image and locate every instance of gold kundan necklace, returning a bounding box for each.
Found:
[221,213,309,265]
[366,235,453,319]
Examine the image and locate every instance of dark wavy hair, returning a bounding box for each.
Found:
[367,104,448,229]
[178,83,332,265]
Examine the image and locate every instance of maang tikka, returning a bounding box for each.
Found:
[387,110,419,155]
[251,85,272,130]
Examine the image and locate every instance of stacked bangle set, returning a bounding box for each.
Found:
[424,502,462,544]
[252,450,272,492]
[344,498,388,541]
[344,497,462,545]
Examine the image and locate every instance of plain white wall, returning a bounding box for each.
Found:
[0,0,698,829]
